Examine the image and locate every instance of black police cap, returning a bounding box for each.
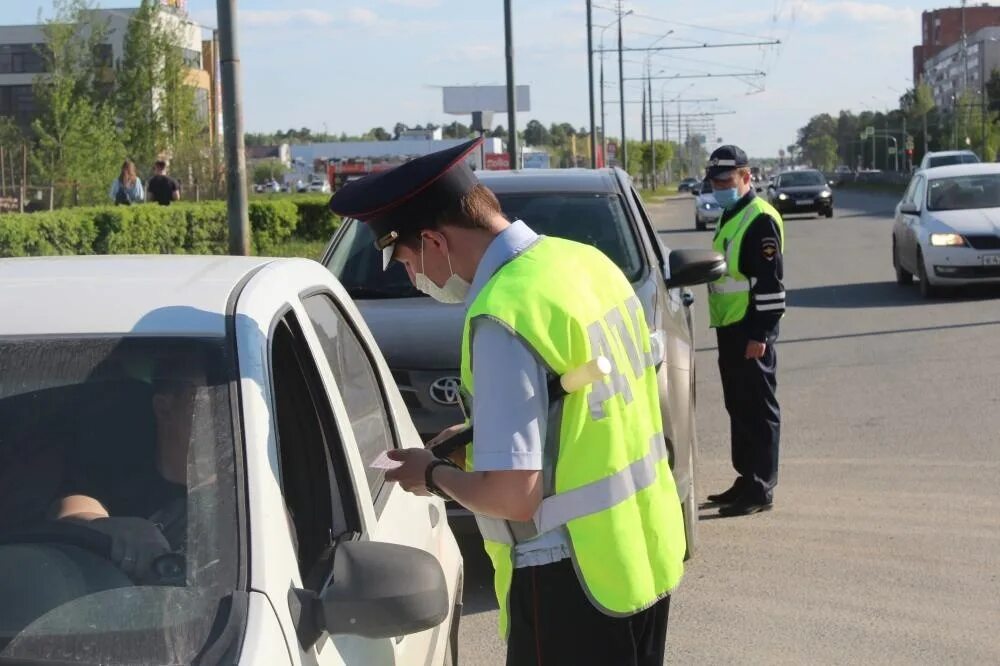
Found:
[328,137,483,269]
[706,144,749,179]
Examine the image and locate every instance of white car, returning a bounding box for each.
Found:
[308,177,332,194]
[918,150,979,171]
[893,163,1000,298]
[694,180,722,230]
[0,256,462,665]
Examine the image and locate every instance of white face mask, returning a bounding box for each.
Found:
[415,237,470,304]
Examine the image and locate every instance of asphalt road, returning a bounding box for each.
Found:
[457,188,1000,665]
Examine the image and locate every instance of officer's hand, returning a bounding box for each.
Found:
[745,340,767,359]
[84,516,172,579]
[386,448,434,496]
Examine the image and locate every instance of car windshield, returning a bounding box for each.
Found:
[326,192,645,299]
[0,336,239,665]
[926,174,1000,211]
[928,154,978,168]
[778,171,825,187]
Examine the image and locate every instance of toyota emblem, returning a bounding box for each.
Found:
[429,377,462,405]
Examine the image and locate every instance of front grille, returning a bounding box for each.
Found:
[965,235,1000,250]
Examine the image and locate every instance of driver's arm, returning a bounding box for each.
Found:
[51,494,110,521]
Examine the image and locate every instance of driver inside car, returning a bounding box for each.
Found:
[50,357,200,582]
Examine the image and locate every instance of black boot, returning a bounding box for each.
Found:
[705,478,747,505]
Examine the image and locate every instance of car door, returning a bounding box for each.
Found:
[299,290,458,666]
[902,175,927,269]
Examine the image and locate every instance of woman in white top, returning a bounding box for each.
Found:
[109,159,144,205]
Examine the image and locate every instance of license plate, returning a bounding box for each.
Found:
[795,199,814,206]
[983,255,1000,266]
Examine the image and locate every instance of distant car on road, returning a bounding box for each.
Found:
[0,255,462,666]
[694,179,722,230]
[892,163,1000,298]
[767,169,834,217]
[307,176,331,194]
[678,177,699,193]
[918,150,980,171]
[322,167,727,554]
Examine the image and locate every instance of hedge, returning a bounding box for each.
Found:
[0,197,340,258]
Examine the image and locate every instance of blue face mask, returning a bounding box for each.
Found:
[713,187,741,209]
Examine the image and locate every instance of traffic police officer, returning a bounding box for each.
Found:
[703,145,785,517]
[329,137,686,666]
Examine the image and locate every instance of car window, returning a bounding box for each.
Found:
[777,171,825,187]
[912,176,927,210]
[630,185,665,265]
[902,177,918,204]
[325,191,646,299]
[302,293,396,501]
[926,173,1000,211]
[270,312,359,588]
[0,336,239,664]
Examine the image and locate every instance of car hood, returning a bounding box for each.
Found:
[930,208,1000,234]
[355,275,658,371]
[696,193,719,205]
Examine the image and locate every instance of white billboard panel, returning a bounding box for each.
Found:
[443,86,530,114]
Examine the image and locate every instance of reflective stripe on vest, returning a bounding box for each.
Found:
[708,197,784,328]
[459,236,686,640]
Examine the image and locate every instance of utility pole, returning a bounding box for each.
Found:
[640,83,647,187]
[586,0,597,167]
[617,0,627,170]
[648,70,656,189]
[504,0,518,169]
[217,0,249,256]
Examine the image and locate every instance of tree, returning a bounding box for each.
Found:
[392,122,408,139]
[116,0,164,171]
[804,134,838,171]
[367,127,391,141]
[523,119,549,147]
[31,0,123,206]
[910,83,936,157]
[442,121,470,139]
[491,125,507,140]
[252,159,288,183]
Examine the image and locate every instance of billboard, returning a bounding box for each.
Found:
[443,86,531,114]
[484,153,511,170]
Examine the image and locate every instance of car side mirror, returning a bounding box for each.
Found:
[294,541,449,648]
[665,249,727,287]
[899,202,919,215]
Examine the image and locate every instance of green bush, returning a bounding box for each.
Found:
[290,196,341,241]
[0,198,306,257]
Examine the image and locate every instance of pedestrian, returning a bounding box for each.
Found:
[109,159,144,206]
[146,160,181,206]
[329,137,686,666]
[703,145,786,517]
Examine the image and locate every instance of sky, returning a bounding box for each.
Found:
[10,0,965,157]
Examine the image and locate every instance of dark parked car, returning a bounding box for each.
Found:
[678,177,699,193]
[322,168,725,554]
[767,169,834,217]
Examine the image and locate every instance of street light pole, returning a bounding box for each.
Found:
[504,0,517,169]
[217,0,249,255]
[618,0,627,170]
[648,69,655,188]
[586,0,596,168]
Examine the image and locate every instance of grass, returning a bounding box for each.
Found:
[268,238,328,260]
[639,183,683,203]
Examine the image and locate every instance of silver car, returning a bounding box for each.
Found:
[893,163,1000,298]
[694,179,722,230]
[322,168,725,554]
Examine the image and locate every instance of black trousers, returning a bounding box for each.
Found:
[716,323,781,502]
[506,558,671,666]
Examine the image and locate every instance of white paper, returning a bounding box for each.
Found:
[369,451,403,470]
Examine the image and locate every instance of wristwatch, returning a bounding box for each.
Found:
[425,458,460,500]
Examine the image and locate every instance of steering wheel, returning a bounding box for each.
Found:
[0,521,185,586]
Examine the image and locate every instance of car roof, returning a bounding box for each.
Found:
[920,162,1000,179]
[0,255,274,337]
[776,169,822,176]
[924,150,976,157]
[476,168,623,194]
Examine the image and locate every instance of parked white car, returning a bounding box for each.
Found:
[0,256,462,665]
[694,179,722,230]
[308,176,332,194]
[893,163,1000,297]
[918,150,979,171]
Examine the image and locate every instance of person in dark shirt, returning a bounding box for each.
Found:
[146,160,181,206]
[53,358,198,579]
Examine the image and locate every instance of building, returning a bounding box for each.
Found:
[0,4,216,139]
[913,4,1000,86]
[922,25,1000,109]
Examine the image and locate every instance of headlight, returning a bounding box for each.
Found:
[703,203,714,210]
[929,233,966,247]
[777,193,788,200]
[819,190,832,198]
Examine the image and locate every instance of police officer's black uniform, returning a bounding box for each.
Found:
[705,147,785,516]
